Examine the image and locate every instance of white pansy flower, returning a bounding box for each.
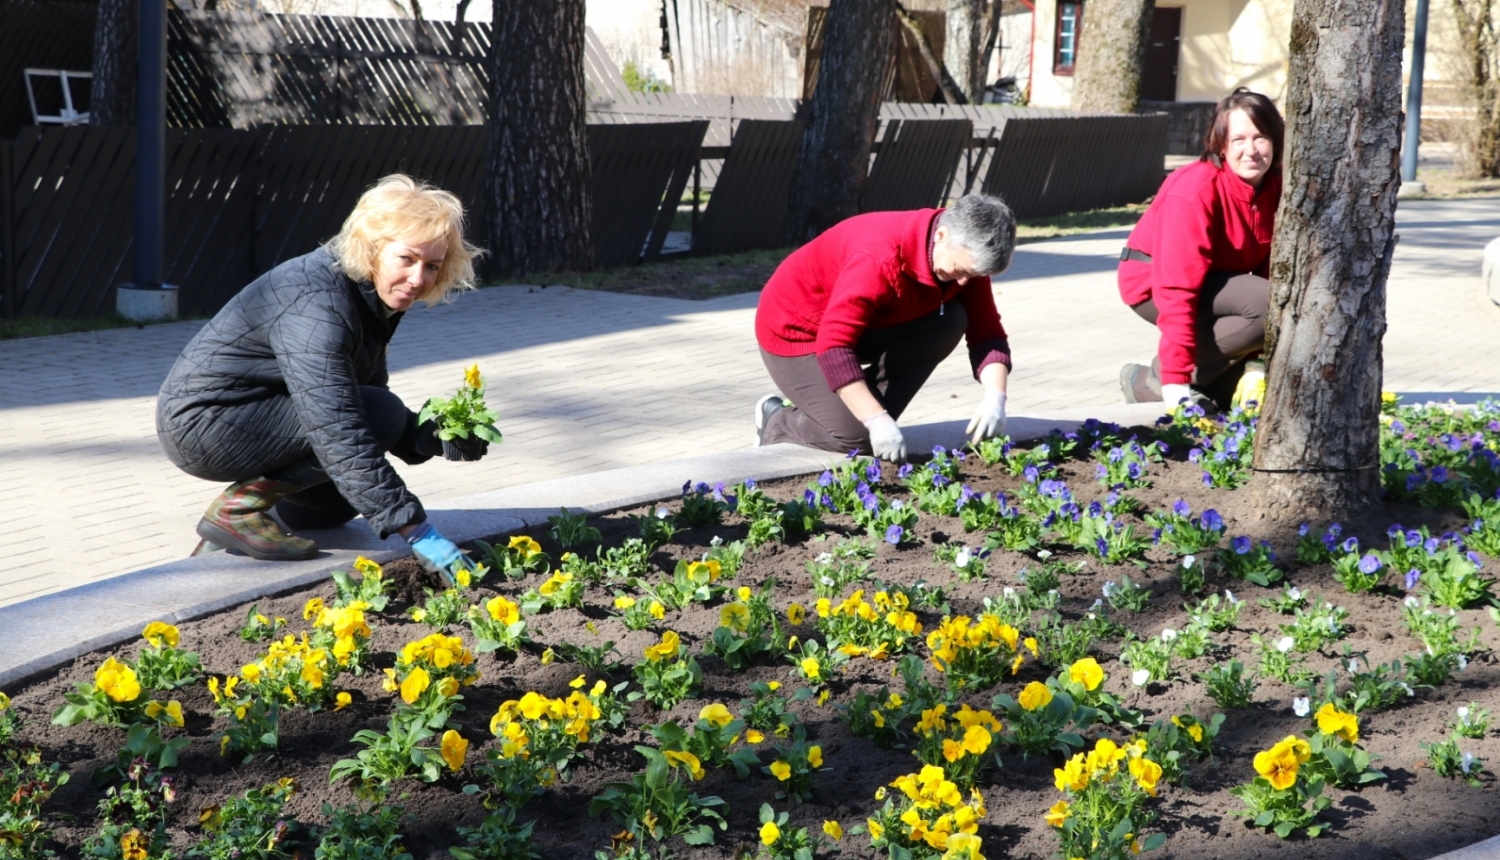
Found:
[955,548,972,567]
[655,506,671,519]
[1293,697,1311,717]
[1182,554,1196,569]
[1131,669,1151,687]
[1276,636,1295,653]
[1161,628,1178,643]
[1462,752,1477,774]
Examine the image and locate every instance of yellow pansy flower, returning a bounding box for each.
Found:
[644,631,680,662]
[760,820,781,846]
[400,667,431,705]
[0,691,11,711]
[142,621,180,649]
[746,729,766,744]
[334,692,352,711]
[464,364,483,389]
[770,760,792,781]
[787,603,807,625]
[302,598,324,621]
[664,749,705,780]
[649,601,666,620]
[95,657,141,703]
[1018,681,1052,712]
[801,657,822,681]
[823,820,844,841]
[808,745,824,767]
[699,703,734,728]
[441,729,469,771]
[1069,658,1105,691]
[1045,800,1070,828]
[719,603,751,631]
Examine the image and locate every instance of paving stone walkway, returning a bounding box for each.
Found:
[3,198,1497,607]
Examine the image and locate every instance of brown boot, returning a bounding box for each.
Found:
[196,478,319,561]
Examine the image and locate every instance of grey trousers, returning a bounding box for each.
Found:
[760,304,968,454]
[1132,271,1269,391]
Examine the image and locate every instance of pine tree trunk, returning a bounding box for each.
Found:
[89,0,137,125]
[945,0,987,101]
[1250,0,1406,522]
[786,0,898,244]
[1069,0,1154,113]
[486,0,593,277]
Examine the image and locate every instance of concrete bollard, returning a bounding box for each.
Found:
[116,284,180,321]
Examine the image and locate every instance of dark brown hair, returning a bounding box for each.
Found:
[1200,88,1285,173]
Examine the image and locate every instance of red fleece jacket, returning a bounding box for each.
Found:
[1118,160,1280,384]
[755,208,1011,391]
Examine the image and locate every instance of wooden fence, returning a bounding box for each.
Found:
[0,123,703,318]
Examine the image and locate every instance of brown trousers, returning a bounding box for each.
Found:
[760,304,968,453]
[1132,271,1269,395]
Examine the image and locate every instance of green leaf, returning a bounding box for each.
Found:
[1142,832,1168,851]
[682,824,715,846]
[1274,821,1294,838]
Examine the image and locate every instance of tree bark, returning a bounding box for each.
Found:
[1451,0,1500,176]
[486,0,593,277]
[1069,0,1154,113]
[1250,0,1406,523]
[945,0,987,102]
[89,0,137,125]
[786,0,898,244]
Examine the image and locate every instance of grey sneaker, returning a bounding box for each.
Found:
[754,394,789,446]
[1119,363,1160,404]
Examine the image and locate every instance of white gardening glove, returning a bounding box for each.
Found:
[1161,383,1193,406]
[966,390,1007,445]
[863,411,907,462]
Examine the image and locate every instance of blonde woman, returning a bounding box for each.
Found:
[157,175,483,578]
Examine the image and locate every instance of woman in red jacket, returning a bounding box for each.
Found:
[1118,89,1284,411]
[754,194,1017,462]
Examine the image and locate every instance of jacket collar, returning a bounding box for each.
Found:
[898,208,944,287]
[1215,160,1282,206]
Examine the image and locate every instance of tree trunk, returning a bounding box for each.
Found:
[486,0,593,277]
[1250,0,1406,523]
[89,0,137,125]
[945,0,987,101]
[1451,0,1500,177]
[786,0,898,244]
[1069,0,1154,113]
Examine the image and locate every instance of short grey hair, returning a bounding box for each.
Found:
[937,193,1017,275]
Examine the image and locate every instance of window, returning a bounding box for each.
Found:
[1054,1,1083,75]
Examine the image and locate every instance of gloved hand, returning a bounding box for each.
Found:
[406,521,472,586]
[414,419,446,459]
[1161,383,1194,406]
[863,411,907,462]
[966,390,1008,445]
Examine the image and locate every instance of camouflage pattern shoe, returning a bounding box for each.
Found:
[195,478,320,561]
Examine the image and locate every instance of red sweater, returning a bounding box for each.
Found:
[756,208,1011,391]
[1119,160,1280,384]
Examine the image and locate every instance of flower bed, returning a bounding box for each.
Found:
[4,400,1500,860]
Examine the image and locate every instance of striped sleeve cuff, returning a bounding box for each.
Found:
[817,347,865,392]
[968,337,1013,379]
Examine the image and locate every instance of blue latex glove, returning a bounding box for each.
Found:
[406,522,471,586]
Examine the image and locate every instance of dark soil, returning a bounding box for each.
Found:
[7,439,1500,860]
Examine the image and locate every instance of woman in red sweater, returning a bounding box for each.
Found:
[754,194,1017,462]
[1118,89,1284,411]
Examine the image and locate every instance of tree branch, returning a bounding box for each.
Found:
[895,2,967,105]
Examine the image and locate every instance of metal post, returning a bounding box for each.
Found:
[1401,0,1429,186]
[118,0,177,320]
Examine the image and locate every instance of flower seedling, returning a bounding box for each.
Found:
[467,595,528,654]
[418,364,502,447]
[1145,501,1225,556]
[588,746,728,851]
[1451,703,1491,739]
[1423,737,1485,787]
[190,779,302,860]
[548,507,602,550]
[1231,735,1331,838]
[1048,737,1167,859]
[630,631,702,710]
[1216,536,1284,586]
[475,535,551,580]
[1198,660,1258,709]
[705,582,786,670]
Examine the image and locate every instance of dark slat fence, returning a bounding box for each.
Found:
[0,124,701,319]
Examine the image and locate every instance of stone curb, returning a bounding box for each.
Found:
[0,403,1165,692]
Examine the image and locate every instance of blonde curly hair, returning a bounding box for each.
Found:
[326,174,484,304]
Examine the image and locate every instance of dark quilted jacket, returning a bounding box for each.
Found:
[157,247,423,538]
